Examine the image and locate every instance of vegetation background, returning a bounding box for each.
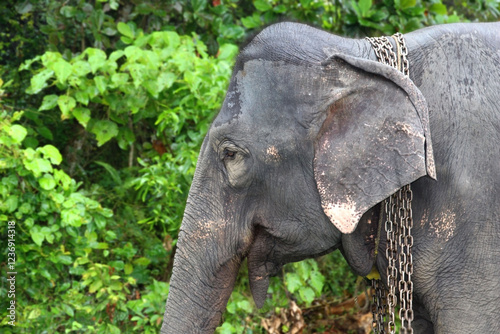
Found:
[0,0,498,333]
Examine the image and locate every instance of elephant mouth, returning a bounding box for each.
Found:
[246,226,340,308]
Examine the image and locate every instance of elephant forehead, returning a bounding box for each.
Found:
[215,60,331,129]
[237,59,330,115]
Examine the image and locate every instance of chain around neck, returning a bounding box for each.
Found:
[365,33,414,334]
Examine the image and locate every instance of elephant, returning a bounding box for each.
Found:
[161,22,500,334]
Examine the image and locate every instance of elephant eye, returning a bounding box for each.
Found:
[223,148,237,160]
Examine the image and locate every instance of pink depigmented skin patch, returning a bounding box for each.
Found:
[429,210,456,242]
[265,145,281,164]
[322,200,360,234]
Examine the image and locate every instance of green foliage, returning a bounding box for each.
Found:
[0,107,169,333]
[236,0,482,36]
[2,27,235,332]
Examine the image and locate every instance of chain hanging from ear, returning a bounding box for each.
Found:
[365,33,414,334]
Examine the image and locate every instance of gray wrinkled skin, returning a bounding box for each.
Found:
[162,22,500,334]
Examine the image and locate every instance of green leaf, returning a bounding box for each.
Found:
[39,174,56,190]
[4,195,18,212]
[91,120,119,146]
[309,271,325,294]
[39,145,63,164]
[9,124,27,143]
[370,8,389,22]
[15,1,33,15]
[117,22,134,39]
[156,72,176,92]
[109,50,125,62]
[106,323,121,334]
[61,304,75,317]
[45,230,54,243]
[86,48,107,74]
[241,14,262,29]
[94,161,122,184]
[24,158,53,177]
[75,90,89,105]
[57,255,73,265]
[39,94,59,111]
[60,6,77,18]
[218,44,239,61]
[117,126,136,150]
[30,226,45,246]
[73,107,91,128]
[191,0,207,12]
[300,0,313,8]
[29,69,54,94]
[128,64,147,87]
[19,56,40,71]
[109,280,122,291]
[57,95,76,120]
[429,3,447,15]
[299,287,316,305]
[398,0,416,10]
[101,208,113,218]
[133,257,151,266]
[36,126,53,140]
[254,0,272,11]
[109,260,125,270]
[236,300,252,311]
[358,0,372,17]
[53,59,73,84]
[93,214,107,229]
[273,4,287,13]
[89,280,103,293]
[111,73,129,88]
[96,242,108,249]
[28,308,42,319]
[110,0,119,10]
[124,263,133,275]
[164,31,180,48]
[72,61,92,77]
[94,76,107,94]
[142,80,159,98]
[285,273,302,293]
[220,24,245,40]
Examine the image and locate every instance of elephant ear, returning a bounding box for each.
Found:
[314,54,436,234]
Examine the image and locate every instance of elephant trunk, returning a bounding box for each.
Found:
[161,194,249,333]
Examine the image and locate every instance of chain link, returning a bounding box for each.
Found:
[372,279,387,334]
[398,185,414,334]
[385,195,398,334]
[366,33,414,334]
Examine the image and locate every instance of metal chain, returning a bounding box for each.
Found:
[372,279,387,334]
[385,195,398,334]
[398,185,414,334]
[366,33,414,334]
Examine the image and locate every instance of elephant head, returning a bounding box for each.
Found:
[161,22,435,333]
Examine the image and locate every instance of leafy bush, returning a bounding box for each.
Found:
[1,26,236,332]
[20,25,237,231]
